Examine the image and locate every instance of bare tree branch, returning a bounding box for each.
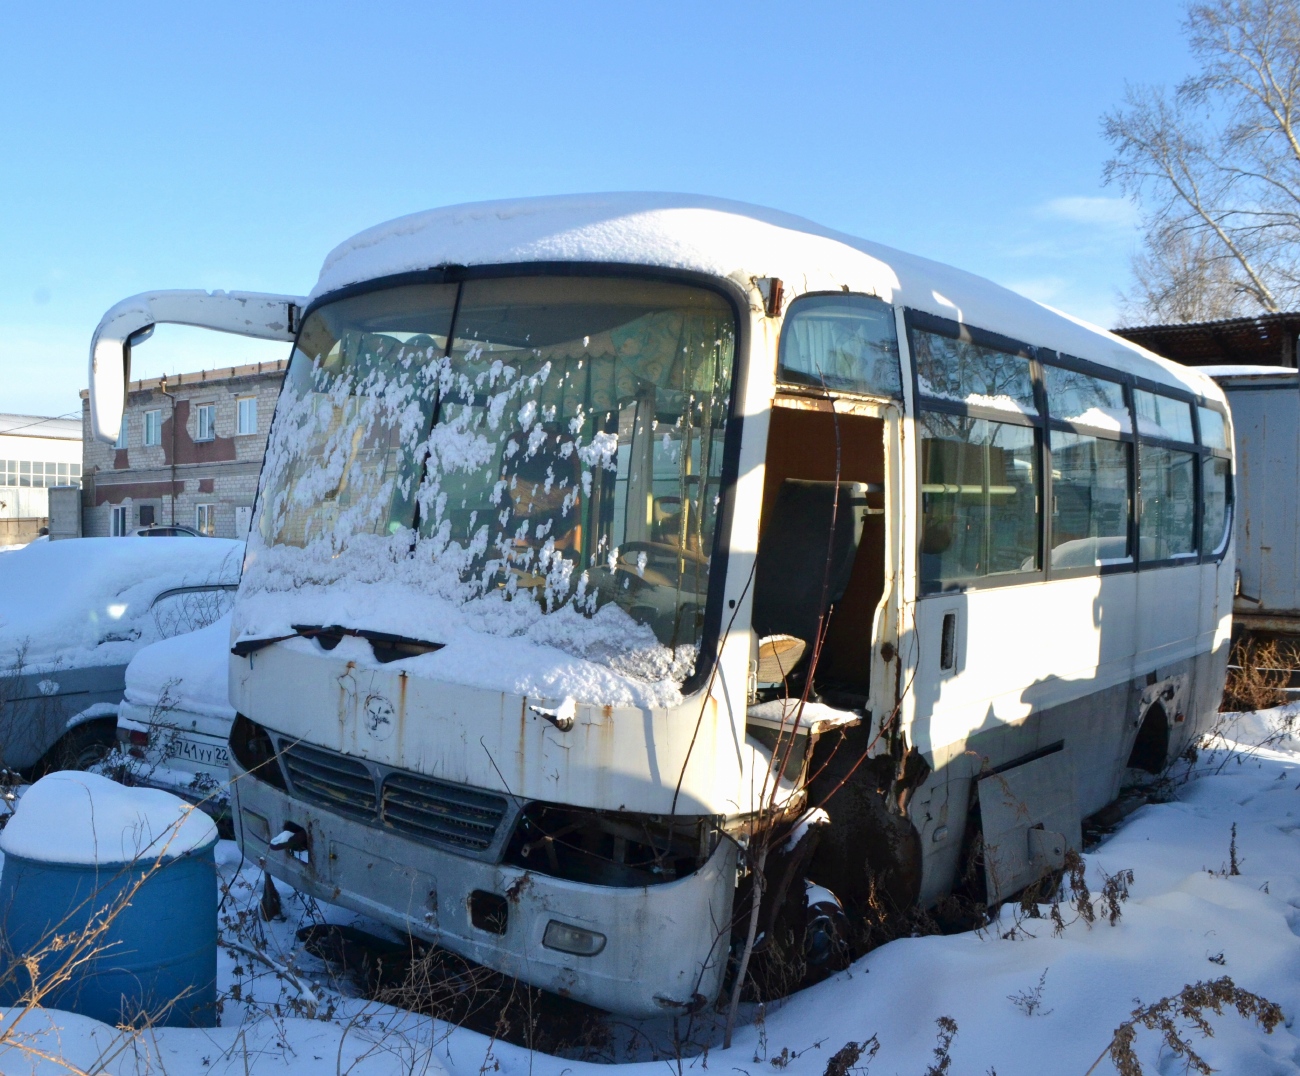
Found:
[1104,0,1300,323]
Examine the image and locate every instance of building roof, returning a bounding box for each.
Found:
[77,358,288,400]
[309,193,1224,403]
[1114,312,1300,368]
[1198,364,1299,379]
[0,413,82,440]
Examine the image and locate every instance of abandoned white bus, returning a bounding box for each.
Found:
[87,195,1234,1017]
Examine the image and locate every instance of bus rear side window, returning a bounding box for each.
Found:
[1202,456,1231,555]
[1138,444,1196,559]
[919,413,1039,589]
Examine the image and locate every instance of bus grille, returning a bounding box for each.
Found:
[381,772,508,852]
[281,741,377,819]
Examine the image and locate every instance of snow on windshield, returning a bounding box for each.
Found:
[239,276,735,705]
[0,537,243,674]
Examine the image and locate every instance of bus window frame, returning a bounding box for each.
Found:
[281,261,751,700]
[1130,374,1232,571]
[1037,350,1137,582]
[904,308,1234,597]
[906,309,1046,594]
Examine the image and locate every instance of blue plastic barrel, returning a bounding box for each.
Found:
[0,773,219,1028]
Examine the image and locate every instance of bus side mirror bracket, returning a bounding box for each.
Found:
[87,289,307,444]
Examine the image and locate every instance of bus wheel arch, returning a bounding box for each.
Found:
[1127,701,1171,775]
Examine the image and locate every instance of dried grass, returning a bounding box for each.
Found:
[1084,976,1283,1076]
[1222,637,1298,712]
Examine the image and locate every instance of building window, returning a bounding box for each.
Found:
[139,505,155,527]
[115,418,128,449]
[144,409,163,446]
[111,506,129,537]
[236,396,258,435]
[196,403,216,441]
[195,503,217,536]
[0,461,80,488]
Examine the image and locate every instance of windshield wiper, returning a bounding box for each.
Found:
[228,621,441,665]
[232,625,444,663]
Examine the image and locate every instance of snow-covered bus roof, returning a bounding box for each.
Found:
[310,193,1224,404]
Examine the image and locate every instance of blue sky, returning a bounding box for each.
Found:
[0,1,1194,418]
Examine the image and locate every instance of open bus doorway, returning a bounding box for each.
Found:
[741,402,911,986]
[752,403,887,707]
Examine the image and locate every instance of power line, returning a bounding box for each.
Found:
[0,411,82,437]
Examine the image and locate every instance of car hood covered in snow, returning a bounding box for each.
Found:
[0,538,244,674]
[123,613,236,721]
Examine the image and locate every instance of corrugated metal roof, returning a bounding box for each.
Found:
[1115,312,1300,368]
[0,414,81,440]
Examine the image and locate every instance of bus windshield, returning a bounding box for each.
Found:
[254,275,736,668]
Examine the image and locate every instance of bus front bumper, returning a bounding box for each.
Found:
[230,764,737,1018]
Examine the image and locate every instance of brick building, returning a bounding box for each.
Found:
[80,360,286,539]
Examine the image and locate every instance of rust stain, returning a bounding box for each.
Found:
[396,671,408,741]
[602,704,613,720]
[504,873,533,904]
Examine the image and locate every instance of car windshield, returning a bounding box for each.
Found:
[254,275,736,661]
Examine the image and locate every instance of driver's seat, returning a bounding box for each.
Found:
[751,479,875,675]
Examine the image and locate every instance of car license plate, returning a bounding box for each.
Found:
[175,737,229,768]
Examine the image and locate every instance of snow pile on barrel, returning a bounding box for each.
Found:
[1,771,216,865]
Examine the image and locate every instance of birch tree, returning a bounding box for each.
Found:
[1104,0,1300,323]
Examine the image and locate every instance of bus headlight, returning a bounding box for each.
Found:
[543,920,606,956]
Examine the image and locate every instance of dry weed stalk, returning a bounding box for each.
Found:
[822,1034,880,1076]
[1208,821,1243,877]
[1007,969,1052,1017]
[923,1016,958,1076]
[1083,975,1283,1076]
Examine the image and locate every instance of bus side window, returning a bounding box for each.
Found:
[1202,456,1231,555]
[1198,405,1232,558]
[1041,365,1132,569]
[777,294,901,397]
[1134,390,1197,562]
[918,413,1039,588]
[1138,444,1196,560]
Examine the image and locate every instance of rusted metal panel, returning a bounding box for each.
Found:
[977,748,1082,904]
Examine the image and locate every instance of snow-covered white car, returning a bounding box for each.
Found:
[117,614,235,808]
[0,537,243,773]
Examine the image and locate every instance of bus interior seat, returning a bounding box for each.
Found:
[752,479,877,676]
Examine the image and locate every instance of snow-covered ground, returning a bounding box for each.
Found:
[5,707,1300,1074]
